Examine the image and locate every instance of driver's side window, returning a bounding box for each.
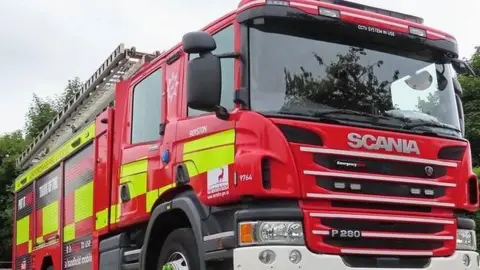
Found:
[187,25,234,117]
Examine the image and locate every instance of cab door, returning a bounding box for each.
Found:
[174,23,237,205]
[115,63,166,228]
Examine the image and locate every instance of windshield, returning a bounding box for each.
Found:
[248,18,461,137]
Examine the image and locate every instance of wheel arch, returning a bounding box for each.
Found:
[140,189,208,270]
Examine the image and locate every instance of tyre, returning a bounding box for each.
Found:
[157,228,200,270]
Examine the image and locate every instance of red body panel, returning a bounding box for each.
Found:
[12,0,476,269]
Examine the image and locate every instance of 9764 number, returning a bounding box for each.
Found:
[329,229,362,239]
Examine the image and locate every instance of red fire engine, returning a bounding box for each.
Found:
[12,0,480,269]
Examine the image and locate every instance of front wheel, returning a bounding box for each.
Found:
[157,228,200,270]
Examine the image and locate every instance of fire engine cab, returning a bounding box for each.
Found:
[12,0,479,270]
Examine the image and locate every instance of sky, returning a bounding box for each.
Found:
[0,0,479,135]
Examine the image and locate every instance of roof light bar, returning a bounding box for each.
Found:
[319,7,340,18]
[316,0,424,24]
[266,0,290,6]
[409,26,427,38]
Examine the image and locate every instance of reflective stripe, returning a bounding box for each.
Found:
[146,184,175,213]
[74,181,93,222]
[121,158,148,177]
[182,129,235,177]
[95,208,109,230]
[122,173,147,199]
[183,129,235,153]
[183,145,234,177]
[42,201,58,235]
[146,190,159,213]
[16,216,30,245]
[14,123,95,192]
[110,204,121,224]
[120,158,148,200]
[36,237,44,244]
[63,223,75,242]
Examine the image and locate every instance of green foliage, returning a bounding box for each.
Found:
[0,77,83,260]
[58,77,83,111]
[24,94,59,142]
[0,131,27,260]
[24,77,84,142]
[460,47,480,156]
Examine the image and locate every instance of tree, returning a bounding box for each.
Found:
[283,47,399,114]
[24,77,84,142]
[1,77,83,259]
[0,131,27,260]
[24,94,59,142]
[459,47,480,159]
[57,77,83,111]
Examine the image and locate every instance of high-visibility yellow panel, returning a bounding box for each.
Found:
[184,161,198,178]
[121,173,147,198]
[183,145,234,177]
[121,158,148,177]
[64,223,75,242]
[146,183,175,213]
[14,123,95,192]
[146,189,159,213]
[183,129,235,154]
[16,216,29,245]
[95,208,108,230]
[109,204,120,224]
[74,181,93,222]
[42,201,58,235]
[36,237,44,244]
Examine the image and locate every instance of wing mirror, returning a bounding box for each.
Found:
[182,31,228,120]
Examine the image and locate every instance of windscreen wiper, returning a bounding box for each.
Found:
[312,109,384,119]
[402,121,461,133]
[265,110,342,124]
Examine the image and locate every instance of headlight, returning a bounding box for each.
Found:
[457,229,477,250]
[238,221,305,246]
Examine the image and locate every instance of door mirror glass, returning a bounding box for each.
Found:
[186,52,222,112]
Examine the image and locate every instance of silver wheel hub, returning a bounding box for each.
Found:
[162,252,189,270]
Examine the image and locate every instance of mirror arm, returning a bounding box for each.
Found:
[452,59,476,77]
[217,52,241,59]
[213,105,230,121]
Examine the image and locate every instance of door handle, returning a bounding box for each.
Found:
[120,184,131,202]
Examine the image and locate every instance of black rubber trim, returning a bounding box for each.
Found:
[124,250,140,263]
[99,233,130,253]
[236,5,458,57]
[123,262,140,270]
[235,206,302,221]
[204,236,236,253]
[139,192,207,270]
[457,217,476,230]
[204,250,233,261]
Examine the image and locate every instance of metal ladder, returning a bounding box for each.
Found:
[16,44,158,170]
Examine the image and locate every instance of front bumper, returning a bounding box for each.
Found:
[233,246,480,270]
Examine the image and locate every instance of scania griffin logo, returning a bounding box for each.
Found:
[424,166,434,177]
[347,133,420,155]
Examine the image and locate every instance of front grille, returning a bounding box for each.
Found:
[324,238,444,250]
[305,211,456,257]
[314,154,447,179]
[320,218,443,233]
[297,145,459,257]
[316,176,446,198]
[342,256,431,268]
